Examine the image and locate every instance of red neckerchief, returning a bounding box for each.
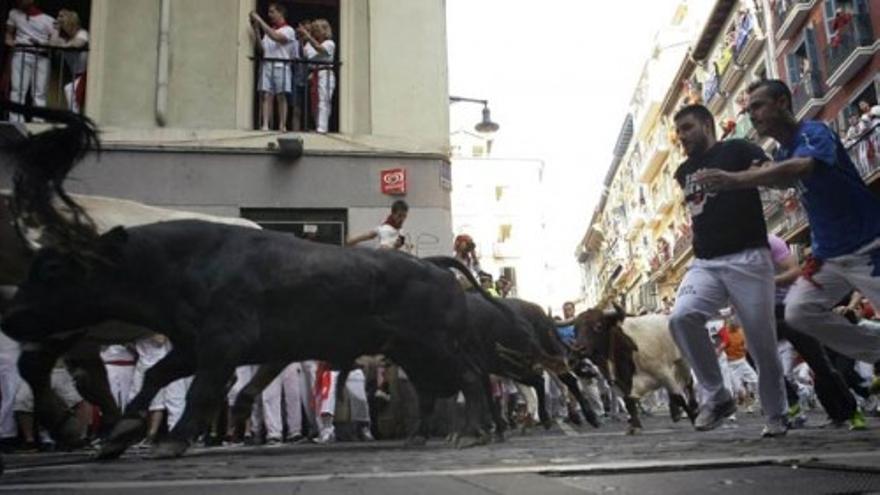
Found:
[383,215,403,230]
[24,6,43,17]
[270,19,289,29]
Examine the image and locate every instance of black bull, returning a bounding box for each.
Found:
[2,220,497,458]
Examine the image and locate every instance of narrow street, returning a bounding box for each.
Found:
[3,413,879,494]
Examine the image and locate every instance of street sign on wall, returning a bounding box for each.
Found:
[381,168,407,195]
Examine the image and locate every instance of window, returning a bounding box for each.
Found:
[497,224,512,243]
[495,185,509,202]
[0,0,92,119]
[253,0,341,133]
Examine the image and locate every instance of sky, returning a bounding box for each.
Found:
[447,0,687,308]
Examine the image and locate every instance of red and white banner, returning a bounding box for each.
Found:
[381,168,407,195]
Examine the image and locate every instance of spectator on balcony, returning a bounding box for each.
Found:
[844,114,862,145]
[49,9,88,113]
[299,19,336,133]
[858,100,880,129]
[4,0,54,122]
[829,6,853,48]
[250,3,297,132]
[694,78,880,367]
[291,19,312,131]
[669,103,787,437]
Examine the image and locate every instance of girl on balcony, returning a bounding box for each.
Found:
[299,19,336,133]
[49,9,88,113]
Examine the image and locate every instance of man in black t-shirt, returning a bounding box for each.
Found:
[668,104,787,438]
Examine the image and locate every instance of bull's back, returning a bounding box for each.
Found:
[621,314,682,372]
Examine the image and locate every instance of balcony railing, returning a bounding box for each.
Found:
[824,11,876,88]
[774,0,816,41]
[672,228,693,263]
[847,122,880,182]
[1,44,89,121]
[639,126,671,183]
[733,13,765,65]
[252,56,340,133]
[791,70,824,120]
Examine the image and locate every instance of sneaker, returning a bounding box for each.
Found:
[316,428,335,444]
[819,417,847,429]
[358,426,375,442]
[761,419,789,438]
[286,433,306,444]
[266,437,283,446]
[849,409,868,431]
[695,399,737,431]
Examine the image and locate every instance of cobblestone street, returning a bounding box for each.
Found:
[2,412,879,494]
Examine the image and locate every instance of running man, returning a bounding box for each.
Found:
[694,79,880,365]
[669,103,787,437]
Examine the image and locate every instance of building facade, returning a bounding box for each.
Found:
[1,0,455,253]
[450,130,547,303]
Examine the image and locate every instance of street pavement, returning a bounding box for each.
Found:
[2,411,879,494]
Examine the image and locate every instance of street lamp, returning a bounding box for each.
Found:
[449,96,500,135]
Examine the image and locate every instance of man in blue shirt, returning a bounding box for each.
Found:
[694,79,880,364]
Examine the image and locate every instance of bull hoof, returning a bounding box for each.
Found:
[150,439,189,459]
[455,430,490,449]
[405,435,428,447]
[96,418,146,460]
[541,418,554,430]
[625,425,642,435]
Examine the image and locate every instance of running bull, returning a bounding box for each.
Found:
[571,305,697,434]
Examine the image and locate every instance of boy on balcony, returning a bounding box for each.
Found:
[250,3,297,132]
[694,79,880,367]
[669,104,788,438]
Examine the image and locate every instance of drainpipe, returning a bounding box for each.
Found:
[156,0,171,126]
[759,0,779,78]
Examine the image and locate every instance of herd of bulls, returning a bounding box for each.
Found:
[0,101,697,462]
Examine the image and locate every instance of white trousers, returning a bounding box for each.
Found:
[315,71,335,133]
[257,363,308,440]
[9,51,49,122]
[785,238,880,362]
[345,369,371,424]
[727,357,758,397]
[0,331,21,438]
[669,248,786,422]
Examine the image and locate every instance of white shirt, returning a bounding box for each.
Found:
[59,28,88,75]
[373,224,402,249]
[6,9,55,46]
[303,40,335,64]
[261,25,296,61]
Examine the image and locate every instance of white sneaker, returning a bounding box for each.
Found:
[761,418,789,438]
[359,426,375,442]
[316,428,335,444]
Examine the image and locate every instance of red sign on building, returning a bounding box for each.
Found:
[380,168,407,195]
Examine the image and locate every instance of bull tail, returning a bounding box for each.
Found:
[1,100,101,255]
[422,256,494,301]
